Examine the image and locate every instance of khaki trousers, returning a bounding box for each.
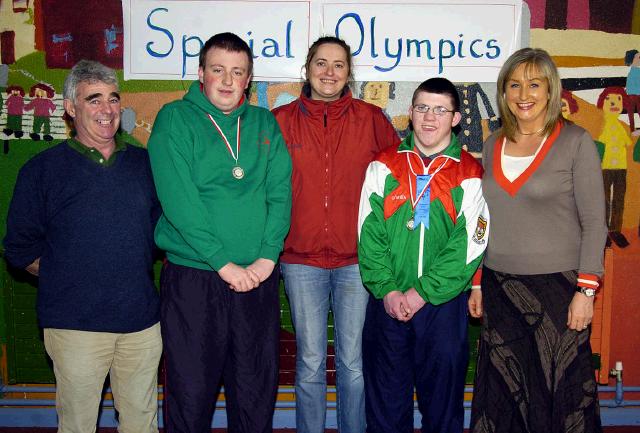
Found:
[44,323,162,433]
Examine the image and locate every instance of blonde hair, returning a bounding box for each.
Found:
[496,48,563,141]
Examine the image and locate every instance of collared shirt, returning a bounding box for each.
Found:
[66,134,127,166]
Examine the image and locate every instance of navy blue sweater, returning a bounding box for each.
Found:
[3,141,160,332]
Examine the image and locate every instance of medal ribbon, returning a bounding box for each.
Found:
[406,153,448,229]
[406,153,447,208]
[207,114,241,165]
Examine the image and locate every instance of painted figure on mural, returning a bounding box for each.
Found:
[561,89,609,161]
[625,49,640,136]
[561,89,579,121]
[360,81,411,138]
[4,85,26,138]
[120,106,137,134]
[455,83,500,155]
[24,83,57,141]
[597,86,632,248]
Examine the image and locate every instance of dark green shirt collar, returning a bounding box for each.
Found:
[67,134,127,166]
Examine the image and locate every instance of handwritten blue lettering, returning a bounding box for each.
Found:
[406,39,434,59]
[438,39,455,74]
[286,20,293,58]
[470,39,484,58]
[375,38,402,72]
[262,38,282,57]
[182,36,202,77]
[146,8,174,58]
[333,11,505,74]
[486,39,500,59]
[369,17,378,58]
[335,13,365,55]
[457,34,466,59]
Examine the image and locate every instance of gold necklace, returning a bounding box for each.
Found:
[517,125,545,136]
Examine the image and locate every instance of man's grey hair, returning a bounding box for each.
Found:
[63,60,119,102]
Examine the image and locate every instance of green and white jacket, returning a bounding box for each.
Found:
[358,133,489,304]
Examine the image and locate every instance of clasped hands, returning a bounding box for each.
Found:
[383,289,426,322]
[218,258,275,292]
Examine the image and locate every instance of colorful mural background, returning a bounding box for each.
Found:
[1,0,640,390]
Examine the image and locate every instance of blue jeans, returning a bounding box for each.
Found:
[281,263,368,433]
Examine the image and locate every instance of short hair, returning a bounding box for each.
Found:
[597,86,629,110]
[496,48,563,141]
[304,36,354,89]
[63,60,118,102]
[561,89,579,114]
[411,77,460,112]
[199,32,253,75]
[29,83,55,98]
[625,49,639,66]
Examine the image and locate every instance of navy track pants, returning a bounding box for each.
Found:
[160,261,280,433]
[363,292,469,433]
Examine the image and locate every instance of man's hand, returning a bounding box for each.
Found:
[246,258,275,283]
[404,288,426,318]
[218,262,260,292]
[567,291,594,331]
[468,289,483,318]
[25,257,40,276]
[383,291,411,321]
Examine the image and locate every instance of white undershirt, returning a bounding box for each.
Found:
[500,136,548,182]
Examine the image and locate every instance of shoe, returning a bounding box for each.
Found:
[3,128,13,136]
[15,130,24,138]
[30,133,40,141]
[43,134,53,141]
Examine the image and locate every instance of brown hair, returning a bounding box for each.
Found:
[199,32,253,76]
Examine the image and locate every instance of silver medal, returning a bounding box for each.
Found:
[406,218,415,231]
[232,166,245,179]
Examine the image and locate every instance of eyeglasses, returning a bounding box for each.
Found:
[412,104,455,116]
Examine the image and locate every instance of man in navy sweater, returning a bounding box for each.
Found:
[3,60,162,433]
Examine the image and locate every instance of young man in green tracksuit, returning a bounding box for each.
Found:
[147,33,292,433]
[357,78,489,433]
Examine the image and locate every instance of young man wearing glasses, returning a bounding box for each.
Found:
[357,77,489,433]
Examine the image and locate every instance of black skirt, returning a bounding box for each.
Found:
[470,267,602,433]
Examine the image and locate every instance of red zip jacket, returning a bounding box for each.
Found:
[272,88,400,268]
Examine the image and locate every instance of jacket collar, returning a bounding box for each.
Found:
[297,84,353,119]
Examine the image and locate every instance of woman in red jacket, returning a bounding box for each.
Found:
[272,36,400,433]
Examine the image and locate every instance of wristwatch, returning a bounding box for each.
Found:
[576,286,596,297]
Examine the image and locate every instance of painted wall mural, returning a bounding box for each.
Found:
[1,0,640,387]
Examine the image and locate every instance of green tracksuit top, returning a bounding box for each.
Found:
[148,81,292,271]
[357,133,489,304]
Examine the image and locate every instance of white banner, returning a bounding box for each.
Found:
[123,0,522,82]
